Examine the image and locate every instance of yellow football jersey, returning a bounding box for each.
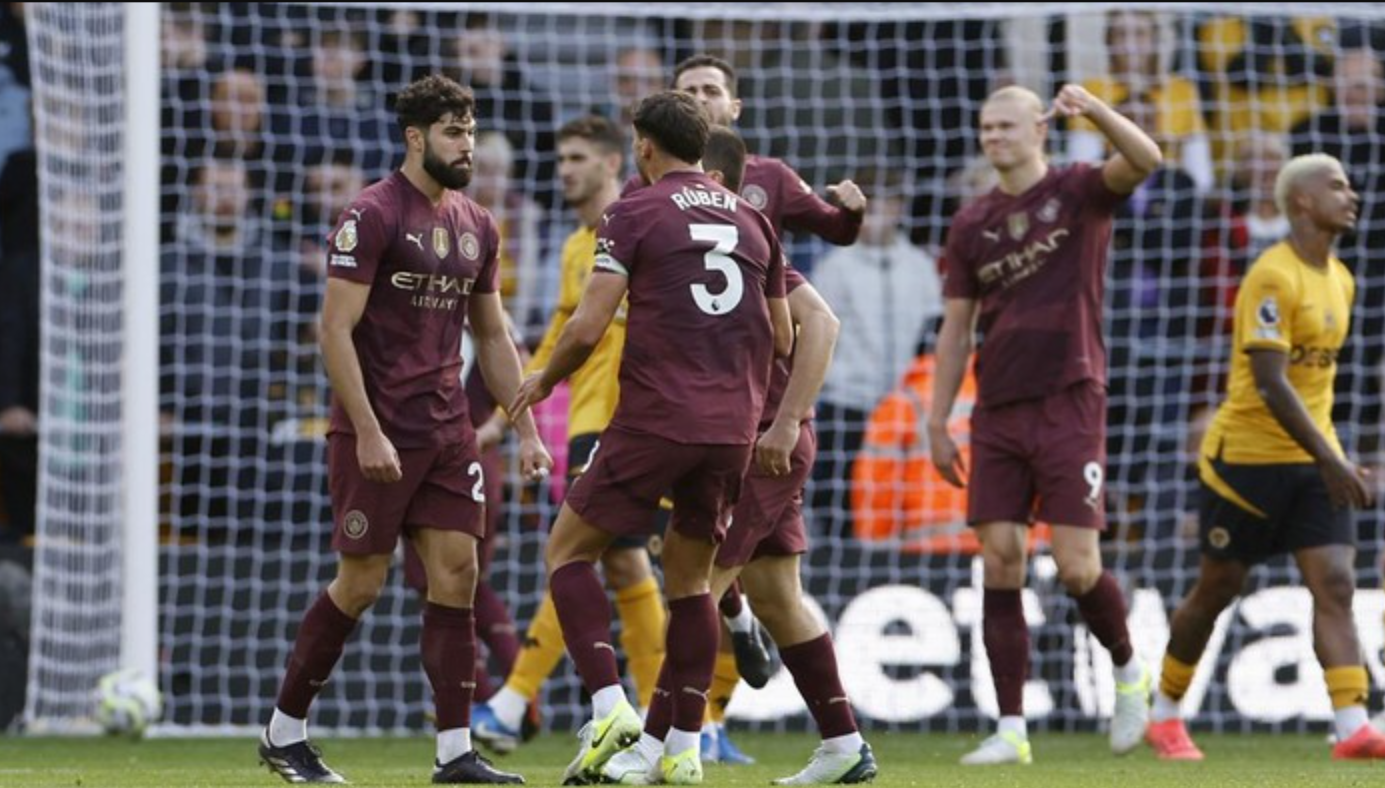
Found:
[1202,241,1355,465]
[1073,76,1205,158]
[527,224,625,439]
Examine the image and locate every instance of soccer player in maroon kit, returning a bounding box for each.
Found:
[258,75,552,786]
[929,85,1162,765]
[668,56,867,756]
[510,92,792,786]
[601,126,878,787]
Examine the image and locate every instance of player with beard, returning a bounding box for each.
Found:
[258,74,553,786]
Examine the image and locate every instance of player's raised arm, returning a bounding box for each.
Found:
[1047,83,1162,195]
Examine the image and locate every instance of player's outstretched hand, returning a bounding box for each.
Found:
[826,179,867,215]
[755,420,798,477]
[518,435,554,483]
[476,417,506,453]
[927,422,967,489]
[1358,465,1379,507]
[509,372,552,420]
[1044,83,1098,121]
[358,429,403,483]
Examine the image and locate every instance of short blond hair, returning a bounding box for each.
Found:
[1274,153,1344,215]
[983,85,1045,118]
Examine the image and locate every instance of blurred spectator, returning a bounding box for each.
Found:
[468,131,547,346]
[0,38,33,540]
[1104,160,1203,500]
[161,3,209,73]
[1069,10,1214,193]
[851,353,979,554]
[0,220,36,544]
[1291,46,1385,464]
[209,68,267,160]
[810,170,942,539]
[1227,132,1290,262]
[271,155,366,444]
[741,22,901,186]
[834,18,1006,248]
[440,13,557,205]
[268,28,397,178]
[0,1,30,177]
[610,45,663,128]
[1195,14,1335,167]
[163,67,272,241]
[161,159,294,526]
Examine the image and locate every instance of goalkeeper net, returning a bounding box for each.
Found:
[24,1,1385,734]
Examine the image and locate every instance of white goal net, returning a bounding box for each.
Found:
[24,1,1385,735]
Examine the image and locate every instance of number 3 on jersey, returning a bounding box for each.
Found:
[688,223,743,316]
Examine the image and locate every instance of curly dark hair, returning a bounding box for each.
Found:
[395,74,475,134]
[632,91,710,165]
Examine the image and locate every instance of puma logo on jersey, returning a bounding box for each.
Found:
[406,232,424,251]
[348,208,363,220]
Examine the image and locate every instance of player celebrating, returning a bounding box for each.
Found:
[929,84,1161,765]
[1146,154,1385,761]
[601,127,878,787]
[258,74,552,786]
[472,115,668,754]
[510,91,791,786]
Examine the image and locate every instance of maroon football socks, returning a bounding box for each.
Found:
[780,633,859,738]
[276,592,359,717]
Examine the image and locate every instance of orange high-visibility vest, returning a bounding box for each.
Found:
[852,355,1051,553]
[852,354,979,553]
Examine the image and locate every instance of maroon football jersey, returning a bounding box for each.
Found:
[325,171,501,448]
[758,266,810,430]
[943,164,1121,407]
[622,154,860,245]
[596,170,786,444]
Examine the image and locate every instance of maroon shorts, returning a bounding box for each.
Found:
[716,421,814,568]
[565,425,752,544]
[328,432,486,556]
[401,444,503,593]
[968,380,1107,530]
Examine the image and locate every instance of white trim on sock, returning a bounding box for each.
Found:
[997,715,1027,739]
[726,598,754,634]
[636,732,664,762]
[593,685,627,720]
[268,708,307,747]
[822,732,864,754]
[1335,705,1369,742]
[437,727,472,764]
[1151,692,1182,724]
[666,728,700,757]
[1113,657,1143,685]
[490,686,528,731]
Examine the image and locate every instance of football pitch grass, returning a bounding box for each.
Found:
[1,731,1381,788]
